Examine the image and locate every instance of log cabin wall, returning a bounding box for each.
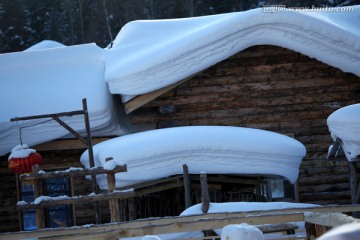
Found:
[130,45,360,205]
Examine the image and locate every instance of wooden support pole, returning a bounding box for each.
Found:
[200,172,210,213]
[200,172,215,237]
[348,161,358,204]
[83,98,101,224]
[183,164,192,209]
[32,165,45,229]
[106,157,120,223]
[128,198,137,221]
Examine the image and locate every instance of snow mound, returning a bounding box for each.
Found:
[221,224,264,240]
[105,6,360,96]
[327,103,360,160]
[8,144,36,160]
[24,40,66,51]
[317,222,360,240]
[0,43,128,156]
[80,126,306,189]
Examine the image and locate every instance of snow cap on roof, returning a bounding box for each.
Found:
[327,103,360,160]
[105,6,360,96]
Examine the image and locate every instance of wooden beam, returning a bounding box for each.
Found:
[17,189,135,210]
[304,212,360,227]
[20,165,127,181]
[124,73,200,114]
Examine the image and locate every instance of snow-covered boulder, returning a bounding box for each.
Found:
[221,224,264,240]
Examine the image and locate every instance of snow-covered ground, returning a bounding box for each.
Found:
[81,126,306,189]
[327,103,360,161]
[105,6,360,98]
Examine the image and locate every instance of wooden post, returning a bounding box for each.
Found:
[107,173,120,222]
[349,161,358,204]
[83,98,101,224]
[200,172,210,214]
[183,164,192,209]
[32,165,45,229]
[200,172,215,237]
[106,157,120,223]
[128,198,137,221]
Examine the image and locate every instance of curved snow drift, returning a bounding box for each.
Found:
[105,6,360,96]
[328,103,360,160]
[80,126,306,189]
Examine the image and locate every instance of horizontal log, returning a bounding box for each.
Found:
[298,174,350,186]
[256,222,298,233]
[16,189,135,210]
[299,183,349,194]
[20,165,127,181]
[300,191,351,202]
[34,137,112,151]
[305,212,360,227]
[175,78,350,97]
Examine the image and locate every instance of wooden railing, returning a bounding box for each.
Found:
[16,164,134,229]
[1,204,360,240]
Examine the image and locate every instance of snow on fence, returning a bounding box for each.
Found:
[16,164,133,229]
[2,204,360,240]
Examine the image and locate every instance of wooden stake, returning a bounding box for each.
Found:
[200,172,210,213]
[183,164,192,209]
[32,165,45,229]
[107,173,120,222]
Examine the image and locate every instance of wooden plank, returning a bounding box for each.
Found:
[124,73,201,114]
[17,190,135,210]
[304,212,360,227]
[20,165,127,181]
[3,205,360,240]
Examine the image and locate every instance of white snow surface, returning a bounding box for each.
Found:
[8,144,36,160]
[327,103,360,160]
[0,43,129,156]
[317,222,360,240]
[24,40,66,51]
[221,224,264,240]
[81,126,306,189]
[105,6,360,96]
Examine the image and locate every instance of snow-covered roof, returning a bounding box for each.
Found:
[105,6,360,97]
[327,103,360,161]
[81,126,306,189]
[0,43,128,156]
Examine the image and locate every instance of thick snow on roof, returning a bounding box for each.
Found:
[105,6,360,96]
[0,43,128,156]
[327,103,360,161]
[80,126,306,189]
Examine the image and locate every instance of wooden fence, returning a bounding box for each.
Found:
[1,204,360,240]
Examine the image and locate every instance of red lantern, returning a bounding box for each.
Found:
[8,145,43,174]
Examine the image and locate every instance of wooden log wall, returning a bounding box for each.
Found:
[130,45,360,205]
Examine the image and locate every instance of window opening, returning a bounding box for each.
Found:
[20,177,73,230]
